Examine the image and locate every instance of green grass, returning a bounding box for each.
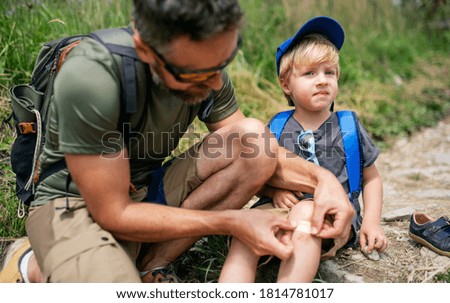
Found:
[435,270,450,283]
[1,0,450,282]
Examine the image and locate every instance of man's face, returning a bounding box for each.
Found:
[136,29,241,105]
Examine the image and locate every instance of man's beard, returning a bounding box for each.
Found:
[152,71,212,105]
[171,89,211,105]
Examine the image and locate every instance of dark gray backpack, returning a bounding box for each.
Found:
[8,27,146,216]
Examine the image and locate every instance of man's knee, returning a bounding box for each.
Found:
[227,118,277,174]
[235,118,277,157]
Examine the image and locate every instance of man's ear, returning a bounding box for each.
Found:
[133,31,155,64]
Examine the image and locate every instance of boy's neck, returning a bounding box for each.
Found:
[293,109,331,130]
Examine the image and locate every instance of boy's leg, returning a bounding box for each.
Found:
[26,197,141,282]
[277,200,321,282]
[139,118,278,272]
[218,237,259,283]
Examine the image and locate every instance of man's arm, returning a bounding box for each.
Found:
[267,146,354,239]
[208,112,354,240]
[205,109,245,132]
[65,149,295,259]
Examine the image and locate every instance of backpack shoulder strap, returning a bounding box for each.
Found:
[268,109,295,141]
[88,28,140,116]
[336,110,363,200]
[87,27,151,145]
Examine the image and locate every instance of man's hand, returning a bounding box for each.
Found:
[310,171,354,239]
[267,146,354,240]
[232,209,296,260]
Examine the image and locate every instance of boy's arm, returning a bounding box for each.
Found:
[361,164,383,225]
[360,163,387,252]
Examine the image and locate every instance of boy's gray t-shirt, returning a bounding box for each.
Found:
[278,112,380,194]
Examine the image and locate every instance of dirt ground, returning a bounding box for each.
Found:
[323,115,450,283]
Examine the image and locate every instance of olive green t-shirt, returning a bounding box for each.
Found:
[33,36,238,206]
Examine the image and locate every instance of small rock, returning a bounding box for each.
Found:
[361,247,380,261]
[382,207,414,222]
[318,260,366,283]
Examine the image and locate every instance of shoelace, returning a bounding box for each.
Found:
[152,268,178,283]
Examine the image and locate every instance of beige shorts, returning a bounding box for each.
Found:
[163,142,203,207]
[25,143,204,282]
[26,198,142,282]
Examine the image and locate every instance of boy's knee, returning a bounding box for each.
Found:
[290,200,314,221]
[289,201,315,235]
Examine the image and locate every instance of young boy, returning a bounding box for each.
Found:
[219,16,387,283]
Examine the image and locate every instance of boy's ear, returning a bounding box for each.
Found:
[279,77,291,95]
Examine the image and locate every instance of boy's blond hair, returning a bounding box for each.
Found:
[278,34,340,105]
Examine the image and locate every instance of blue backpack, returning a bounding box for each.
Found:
[268,109,363,202]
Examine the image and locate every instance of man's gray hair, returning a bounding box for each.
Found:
[133,0,244,51]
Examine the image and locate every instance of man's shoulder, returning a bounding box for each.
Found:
[63,27,135,68]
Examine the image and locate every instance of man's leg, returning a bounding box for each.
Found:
[139,118,278,273]
[26,198,142,282]
[26,252,44,282]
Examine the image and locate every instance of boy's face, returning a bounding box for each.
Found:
[281,61,338,113]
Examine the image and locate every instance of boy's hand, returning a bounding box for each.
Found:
[273,189,301,209]
[359,222,388,253]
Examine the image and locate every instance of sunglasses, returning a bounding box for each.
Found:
[148,36,242,83]
[297,130,319,165]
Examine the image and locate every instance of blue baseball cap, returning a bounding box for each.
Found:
[276,16,344,75]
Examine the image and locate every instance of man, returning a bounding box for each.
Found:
[1,0,353,282]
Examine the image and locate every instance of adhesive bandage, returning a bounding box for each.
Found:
[295,220,312,234]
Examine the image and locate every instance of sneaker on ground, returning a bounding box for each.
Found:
[141,266,181,283]
[0,238,31,283]
[409,212,450,257]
